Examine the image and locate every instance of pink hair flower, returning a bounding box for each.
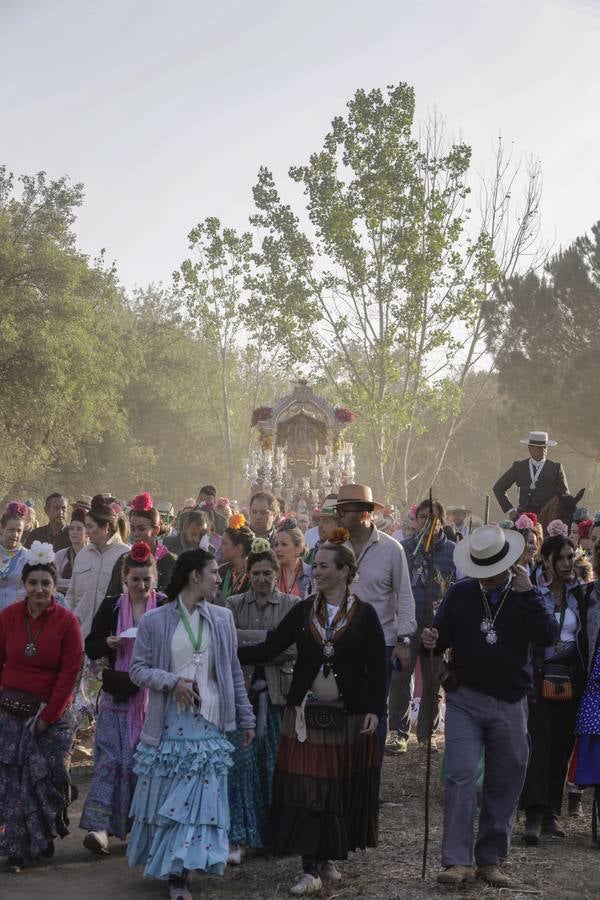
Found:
[515,514,535,531]
[547,519,568,537]
[5,500,27,519]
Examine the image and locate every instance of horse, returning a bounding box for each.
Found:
[539,488,585,534]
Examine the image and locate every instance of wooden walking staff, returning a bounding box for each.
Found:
[484,493,490,526]
[421,487,439,880]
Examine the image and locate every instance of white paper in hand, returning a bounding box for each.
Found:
[120,627,138,639]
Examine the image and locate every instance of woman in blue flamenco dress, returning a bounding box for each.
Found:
[574,570,600,839]
[127,548,255,900]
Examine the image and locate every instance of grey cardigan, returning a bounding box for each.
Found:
[129,599,255,746]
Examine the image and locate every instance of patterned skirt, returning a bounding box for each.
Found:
[228,701,284,847]
[0,707,76,859]
[79,696,135,839]
[575,735,600,786]
[270,704,381,860]
[127,703,233,880]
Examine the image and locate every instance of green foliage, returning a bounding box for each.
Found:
[486,221,600,461]
[250,84,498,495]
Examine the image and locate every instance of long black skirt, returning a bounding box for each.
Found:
[269,705,380,861]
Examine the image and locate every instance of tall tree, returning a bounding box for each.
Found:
[485,220,600,462]
[250,85,500,498]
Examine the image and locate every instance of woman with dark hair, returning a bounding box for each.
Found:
[66,495,129,639]
[274,519,312,599]
[163,509,213,558]
[521,534,593,843]
[238,532,386,896]
[226,540,297,862]
[127,549,255,900]
[218,515,254,602]
[105,492,176,595]
[54,507,89,595]
[80,542,160,855]
[0,543,83,872]
[0,501,28,610]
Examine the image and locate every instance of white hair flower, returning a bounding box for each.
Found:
[25,541,55,566]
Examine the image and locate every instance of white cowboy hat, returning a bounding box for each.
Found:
[453,524,525,579]
[519,430,557,447]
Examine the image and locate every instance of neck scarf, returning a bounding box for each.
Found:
[0,544,24,580]
[115,589,158,747]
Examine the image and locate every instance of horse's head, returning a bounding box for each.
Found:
[557,489,585,527]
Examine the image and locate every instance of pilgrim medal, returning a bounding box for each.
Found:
[25,642,37,658]
[485,630,498,645]
[480,619,491,634]
[193,650,203,669]
[323,641,334,659]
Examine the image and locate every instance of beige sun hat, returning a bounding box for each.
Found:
[453,524,525,579]
[335,483,384,512]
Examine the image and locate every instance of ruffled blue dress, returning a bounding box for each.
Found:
[127,613,233,879]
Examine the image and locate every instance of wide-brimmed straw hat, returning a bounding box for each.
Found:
[335,484,384,513]
[453,524,525,579]
[520,430,557,447]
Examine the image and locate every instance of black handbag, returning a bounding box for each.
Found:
[101,668,139,699]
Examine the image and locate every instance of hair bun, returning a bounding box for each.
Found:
[278,516,298,531]
[328,527,351,544]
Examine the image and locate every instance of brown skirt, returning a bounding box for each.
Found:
[268,705,380,860]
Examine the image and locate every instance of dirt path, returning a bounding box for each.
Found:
[4,746,598,899]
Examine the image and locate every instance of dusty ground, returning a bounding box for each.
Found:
[4,739,599,900]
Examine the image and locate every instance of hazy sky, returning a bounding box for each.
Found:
[2,0,599,291]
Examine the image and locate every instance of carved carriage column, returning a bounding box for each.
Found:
[244,382,356,506]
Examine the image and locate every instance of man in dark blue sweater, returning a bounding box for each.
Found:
[422,525,558,888]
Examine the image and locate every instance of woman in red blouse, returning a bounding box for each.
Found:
[0,542,83,872]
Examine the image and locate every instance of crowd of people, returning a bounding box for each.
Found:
[0,431,599,897]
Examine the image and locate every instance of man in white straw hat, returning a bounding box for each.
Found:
[493,431,569,520]
[422,524,558,888]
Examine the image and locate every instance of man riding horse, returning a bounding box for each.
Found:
[493,431,570,522]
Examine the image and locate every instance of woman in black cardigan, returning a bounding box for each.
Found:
[238,531,386,897]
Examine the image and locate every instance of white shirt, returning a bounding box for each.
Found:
[171,605,221,728]
[304,525,320,550]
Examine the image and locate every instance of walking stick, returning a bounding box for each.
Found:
[421,488,438,880]
[483,494,490,526]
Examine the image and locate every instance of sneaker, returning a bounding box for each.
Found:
[227,845,243,865]
[385,732,408,754]
[476,864,512,887]
[83,829,110,855]
[290,873,323,895]
[318,860,342,882]
[437,865,475,884]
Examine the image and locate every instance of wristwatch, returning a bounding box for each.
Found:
[396,635,411,646]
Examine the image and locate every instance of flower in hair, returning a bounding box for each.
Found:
[498,519,515,530]
[130,541,152,563]
[577,519,593,540]
[522,511,538,526]
[217,497,231,508]
[515,514,535,531]
[251,537,271,554]
[110,502,122,516]
[573,507,589,523]
[279,516,298,531]
[130,492,153,512]
[328,527,351,544]
[228,513,247,530]
[547,519,568,537]
[25,541,55,566]
[5,501,27,519]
